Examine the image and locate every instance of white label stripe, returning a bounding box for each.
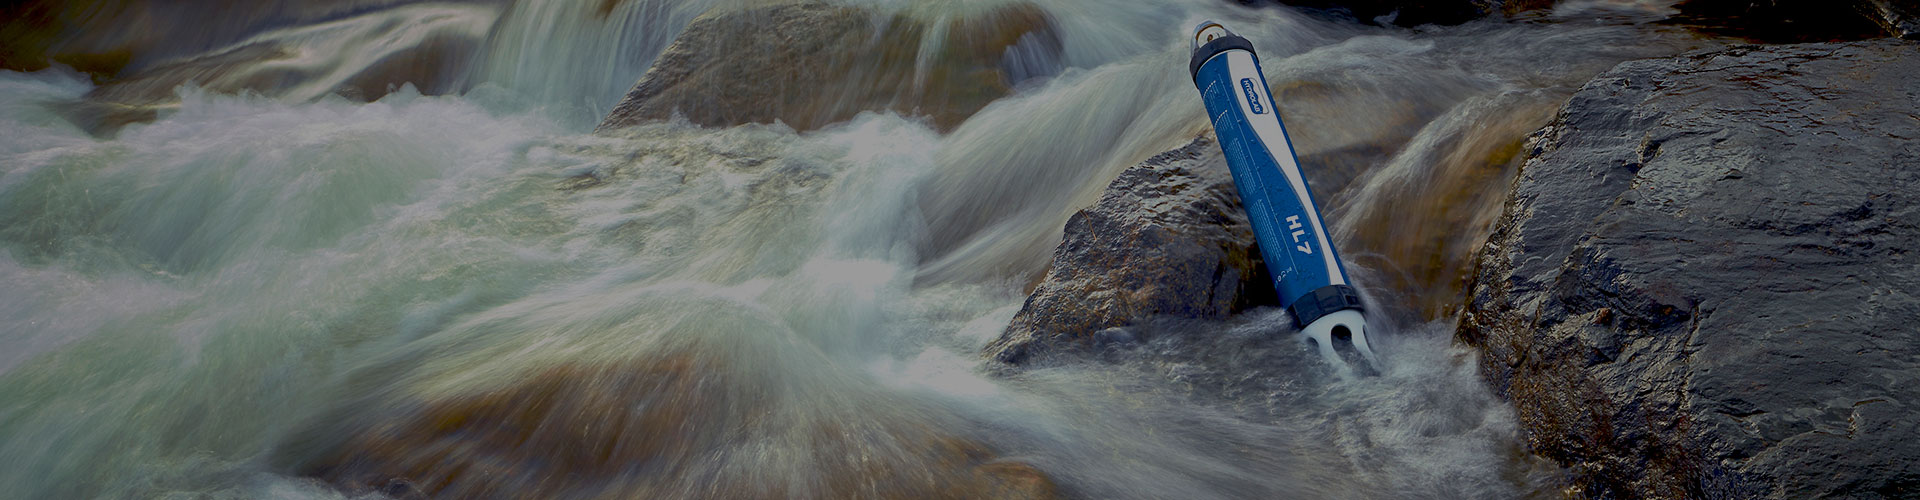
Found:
[1224,51,1344,286]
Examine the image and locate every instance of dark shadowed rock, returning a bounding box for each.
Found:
[985,136,1278,364]
[1236,0,1554,27]
[1458,40,1920,499]
[596,1,1060,134]
[1668,0,1896,42]
[1864,0,1920,39]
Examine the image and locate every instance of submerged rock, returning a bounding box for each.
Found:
[289,352,1055,499]
[595,1,1060,133]
[58,3,495,136]
[985,136,1278,364]
[1458,40,1920,498]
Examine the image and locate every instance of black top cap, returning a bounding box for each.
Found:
[1190,35,1255,81]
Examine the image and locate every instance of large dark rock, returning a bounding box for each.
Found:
[1458,40,1920,498]
[596,2,1059,134]
[985,136,1277,364]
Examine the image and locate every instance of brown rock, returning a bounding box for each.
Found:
[57,4,493,136]
[595,1,1060,133]
[295,349,1054,499]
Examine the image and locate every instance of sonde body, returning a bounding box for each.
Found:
[1189,21,1377,373]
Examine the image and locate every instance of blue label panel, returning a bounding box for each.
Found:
[1196,52,1349,309]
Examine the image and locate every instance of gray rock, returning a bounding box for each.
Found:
[985,136,1278,364]
[1458,40,1920,498]
[595,2,1059,134]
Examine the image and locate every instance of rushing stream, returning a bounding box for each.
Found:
[1,0,1721,497]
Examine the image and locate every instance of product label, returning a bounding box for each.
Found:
[1239,78,1265,114]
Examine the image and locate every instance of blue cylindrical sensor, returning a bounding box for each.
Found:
[1188,21,1377,372]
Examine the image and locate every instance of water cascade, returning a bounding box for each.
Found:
[478,0,725,125]
[0,0,1721,497]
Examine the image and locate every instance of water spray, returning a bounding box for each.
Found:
[1188,21,1379,375]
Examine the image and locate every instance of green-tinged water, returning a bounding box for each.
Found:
[1,0,1717,497]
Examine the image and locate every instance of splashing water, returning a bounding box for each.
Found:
[1,0,1718,498]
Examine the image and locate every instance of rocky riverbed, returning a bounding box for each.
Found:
[995,34,1919,500]
[6,0,1918,498]
[590,0,1920,497]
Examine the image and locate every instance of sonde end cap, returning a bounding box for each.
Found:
[1191,20,1234,53]
[1188,21,1255,81]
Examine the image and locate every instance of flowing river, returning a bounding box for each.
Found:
[0,0,1721,497]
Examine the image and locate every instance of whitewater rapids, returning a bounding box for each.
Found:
[0,0,1716,497]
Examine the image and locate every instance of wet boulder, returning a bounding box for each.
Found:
[985,136,1278,364]
[1458,40,1920,498]
[595,1,1061,133]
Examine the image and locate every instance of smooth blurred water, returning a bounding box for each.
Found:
[479,0,726,125]
[1,0,1716,497]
